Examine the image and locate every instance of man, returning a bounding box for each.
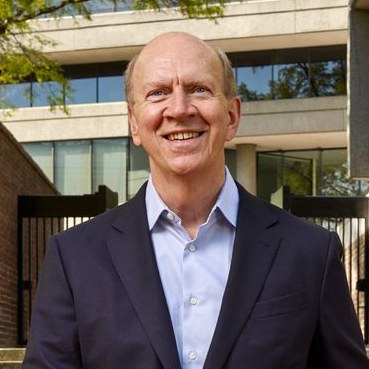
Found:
[23,32,368,369]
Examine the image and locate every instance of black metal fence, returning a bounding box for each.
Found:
[17,185,118,345]
[273,186,369,343]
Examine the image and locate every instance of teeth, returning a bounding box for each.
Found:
[167,132,200,141]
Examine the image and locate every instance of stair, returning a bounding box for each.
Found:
[0,349,25,369]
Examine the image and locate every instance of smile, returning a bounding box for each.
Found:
[166,132,201,141]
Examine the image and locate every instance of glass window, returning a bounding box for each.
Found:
[116,0,133,11]
[55,140,91,195]
[98,75,124,103]
[92,139,128,203]
[321,150,369,196]
[32,81,63,107]
[257,153,283,201]
[1,83,31,108]
[257,149,369,202]
[272,63,310,99]
[66,78,97,104]
[128,141,150,199]
[86,0,115,13]
[23,142,54,182]
[236,65,272,101]
[309,60,346,97]
[258,151,315,200]
[225,149,237,178]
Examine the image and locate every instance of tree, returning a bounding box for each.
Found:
[237,81,265,102]
[0,0,229,109]
[236,60,346,102]
[270,60,346,99]
[321,164,369,196]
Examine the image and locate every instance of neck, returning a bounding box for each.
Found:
[152,167,226,239]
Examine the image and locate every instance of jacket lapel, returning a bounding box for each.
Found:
[204,186,282,369]
[106,185,181,369]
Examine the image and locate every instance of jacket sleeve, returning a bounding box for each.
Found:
[22,236,82,369]
[309,231,369,368]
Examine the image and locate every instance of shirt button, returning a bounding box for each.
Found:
[188,351,197,361]
[188,243,197,252]
[166,212,175,221]
[189,296,198,305]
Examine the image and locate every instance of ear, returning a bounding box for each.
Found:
[128,105,142,146]
[226,96,241,142]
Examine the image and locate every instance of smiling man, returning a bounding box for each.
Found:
[23,32,368,369]
[126,32,240,239]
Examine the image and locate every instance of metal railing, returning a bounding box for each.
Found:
[17,185,118,345]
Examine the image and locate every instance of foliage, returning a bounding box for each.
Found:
[271,61,346,99]
[0,0,228,110]
[277,155,369,197]
[282,159,313,196]
[237,82,264,102]
[321,164,369,196]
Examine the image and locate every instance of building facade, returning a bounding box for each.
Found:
[1,0,369,203]
[0,123,58,346]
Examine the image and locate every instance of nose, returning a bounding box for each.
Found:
[164,87,195,120]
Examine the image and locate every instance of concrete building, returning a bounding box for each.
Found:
[1,0,369,203]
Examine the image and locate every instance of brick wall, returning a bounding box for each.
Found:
[0,122,58,347]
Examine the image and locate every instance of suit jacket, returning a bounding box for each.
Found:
[23,183,369,369]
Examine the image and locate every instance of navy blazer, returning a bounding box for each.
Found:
[23,183,369,369]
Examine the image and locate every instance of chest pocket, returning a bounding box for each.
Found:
[251,289,310,320]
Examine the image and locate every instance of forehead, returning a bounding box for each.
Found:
[133,37,223,85]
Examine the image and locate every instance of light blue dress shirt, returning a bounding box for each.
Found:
[146,168,239,369]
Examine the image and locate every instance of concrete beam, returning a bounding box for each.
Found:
[1,102,129,142]
[28,0,348,65]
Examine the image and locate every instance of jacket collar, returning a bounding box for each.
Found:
[108,182,281,369]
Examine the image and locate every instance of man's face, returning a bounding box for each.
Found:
[128,33,240,179]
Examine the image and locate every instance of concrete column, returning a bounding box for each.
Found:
[348,7,369,179]
[236,144,257,195]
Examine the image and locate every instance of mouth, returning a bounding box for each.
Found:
[166,132,202,141]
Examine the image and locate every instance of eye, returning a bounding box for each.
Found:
[152,90,165,97]
[145,89,168,102]
[193,86,207,93]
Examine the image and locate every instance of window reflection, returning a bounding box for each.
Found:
[22,139,128,203]
[236,65,272,101]
[66,78,97,104]
[309,60,346,97]
[128,142,150,200]
[231,45,346,101]
[32,81,62,107]
[86,0,115,13]
[70,0,134,14]
[272,63,310,99]
[93,139,127,202]
[23,142,54,182]
[98,75,124,102]
[257,149,369,202]
[1,83,31,108]
[1,46,346,108]
[55,140,91,195]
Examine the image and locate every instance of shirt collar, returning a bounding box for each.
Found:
[216,167,239,227]
[145,167,239,231]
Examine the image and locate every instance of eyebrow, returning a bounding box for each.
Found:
[143,77,216,90]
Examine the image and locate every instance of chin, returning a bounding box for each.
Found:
[168,162,203,177]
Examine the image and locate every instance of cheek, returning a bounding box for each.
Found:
[207,107,232,136]
[137,106,163,131]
